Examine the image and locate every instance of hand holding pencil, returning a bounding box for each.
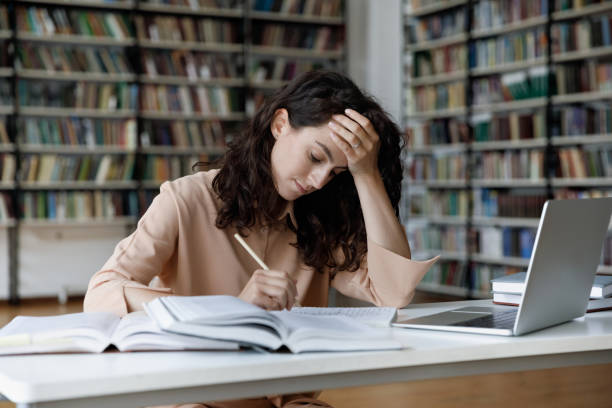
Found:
[234,233,301,310]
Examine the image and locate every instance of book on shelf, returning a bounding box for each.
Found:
[135,15,240,44]
[144,295,402,353]
[491,271,612,298]
[0,154,15,183]
[493,292,612,313]
[17,7,132,39]
[0,311,238,355]
[253,0,343,17]
[0,193,14,221]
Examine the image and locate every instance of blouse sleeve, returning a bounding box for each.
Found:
[83,182,180,316]
[330,238,439,308]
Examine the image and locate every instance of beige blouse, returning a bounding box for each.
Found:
[84,169,439,315]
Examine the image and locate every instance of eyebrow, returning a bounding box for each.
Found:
[315,141,348,169]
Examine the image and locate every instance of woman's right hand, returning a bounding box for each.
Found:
[238,269,299,310]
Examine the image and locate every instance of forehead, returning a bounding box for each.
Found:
[295,124,348,167]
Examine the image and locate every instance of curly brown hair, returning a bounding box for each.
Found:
[212,70,404,274]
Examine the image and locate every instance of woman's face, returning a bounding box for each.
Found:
[270,109,348,201]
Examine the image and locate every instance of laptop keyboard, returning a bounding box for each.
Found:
[451,310,517,330]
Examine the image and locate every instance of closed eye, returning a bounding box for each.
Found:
[310,153,322,163]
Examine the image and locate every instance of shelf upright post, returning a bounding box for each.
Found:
[465,0,474,298]
[544,0,554,200]
[7,0,19,304]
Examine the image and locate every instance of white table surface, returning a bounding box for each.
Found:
[1,299,612,408]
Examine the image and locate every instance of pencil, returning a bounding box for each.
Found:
[233,233,301,307]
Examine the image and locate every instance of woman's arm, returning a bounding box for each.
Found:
[329,108,411,258]
[352,170,411,258]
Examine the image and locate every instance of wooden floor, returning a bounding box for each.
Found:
[1,294,611,408]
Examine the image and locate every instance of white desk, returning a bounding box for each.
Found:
[1,299,612,408]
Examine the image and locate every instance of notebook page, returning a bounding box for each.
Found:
[289,307,397,327]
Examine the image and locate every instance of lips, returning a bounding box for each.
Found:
[295,180,307,194]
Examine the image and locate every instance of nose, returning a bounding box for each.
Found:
[308,168,328,190]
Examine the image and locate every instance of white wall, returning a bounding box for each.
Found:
[348,0,402,123]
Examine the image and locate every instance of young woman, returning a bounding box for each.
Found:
[84,70,439,408]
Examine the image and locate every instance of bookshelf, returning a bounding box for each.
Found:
[402,0,612,299]
[0,0,346,302]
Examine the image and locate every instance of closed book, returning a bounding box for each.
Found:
[0,311,237,355]
[145,295,401,353]
[493,292,612,313]
[492,272,612,299]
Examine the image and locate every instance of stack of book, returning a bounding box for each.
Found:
[492,272,612,312]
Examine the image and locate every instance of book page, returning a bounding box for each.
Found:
[289,307,397,327]
[272,312,402,353]
[0,312,119,354]
[160,295,282,330]
[111,311,239,352]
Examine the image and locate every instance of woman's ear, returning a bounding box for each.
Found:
[270,108,289,140]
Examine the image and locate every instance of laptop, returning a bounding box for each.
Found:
[393,197,612,336]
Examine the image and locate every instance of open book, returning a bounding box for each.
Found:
[0,311,239,355]
[144,295,402,353]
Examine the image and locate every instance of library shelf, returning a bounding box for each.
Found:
[410,70,468,87]
[16,0,135,10]
[417,282,469,297]
[0,143,15,153]
[550,177,612,188]
[1,0,347,302]
[17,70,136,83]
[20,181,139,190]
[141,180,164,189]
[406,32,468,53]
[19,107,136,118]
[410,0,467,17]
[552,90,612,105]
[249,11,343,25]
[469,290,492,299]
[0,106,14,115]
[0,68,13,78]
[471,216,540,228]
[406,107,467,120]
[470,253,530,268]
[471,139,547,151]
[425,215,468,225]
[139,111,246,121]
[0,182,15,190]
[0,219,17,228]
[20,216,138,228]
[138,40,243,53]
[409,179,468,188]
[470,57,547,77]
[552,45,612,63]
[472,97,547,114]
[248,79,290,89]
[139,76,246,87]
[16,32,136,47]
[552,2,612,21]
[471,15,548,39]
[249,45,343,60]
[598,265,612,275]
[551,134,612,146]
[19,145,136,154]
[140,146,226,155]
[407,143,468,154]
[471,179,548,188]
[137,3,242,18]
